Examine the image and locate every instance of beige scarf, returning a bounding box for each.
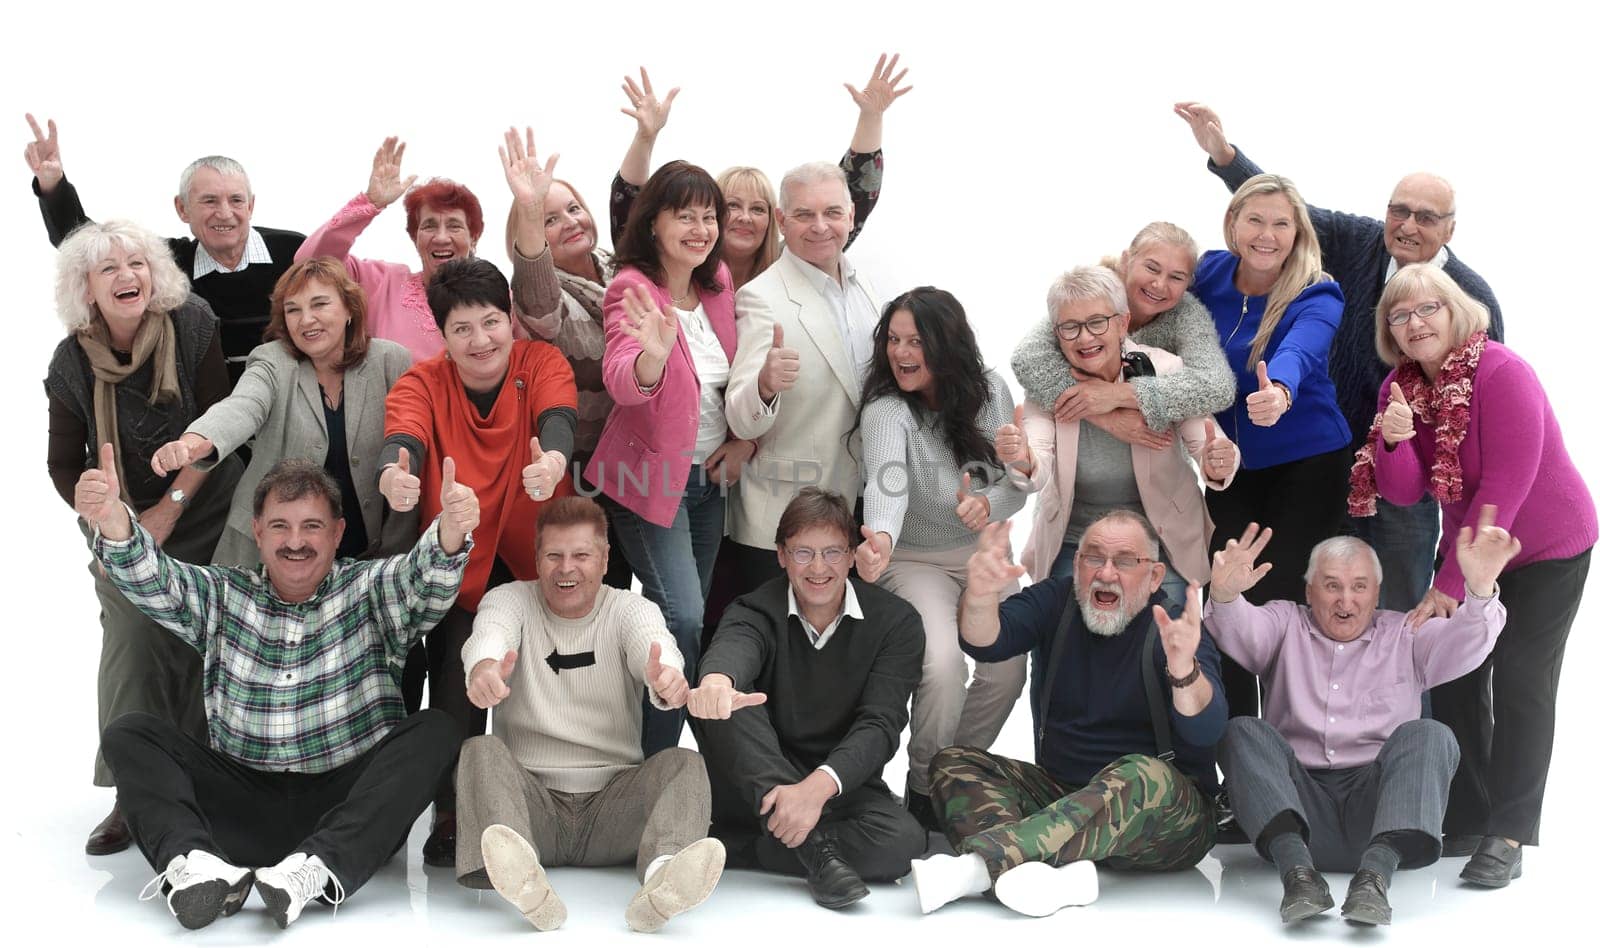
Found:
[75,312,179,501]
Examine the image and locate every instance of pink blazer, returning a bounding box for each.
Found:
[587,264,737,526]
[1017,343,1238,585]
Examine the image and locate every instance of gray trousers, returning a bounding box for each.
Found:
[454,735,712,886]
[1218,717,1458,871]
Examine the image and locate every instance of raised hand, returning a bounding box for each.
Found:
[994,404,1033,468]
[1455,504,1522,598]
[75,442,130,537]
[757,324,800,401]
[366,136,416,209]
[1406,586,1460,629]
[522,436,566,502]
[380,446,423,512]
[467,650,518,709]
[1245,361,1289,427]
[1200,420,1237,482]
[1153,584,1205,678]
[954,472,991,532]
[1088,408,1175,450]
[704,438,756,487]
[151,432,215,477]
[686,672,768,720]
[619,285,679,365]
[967,520,1025,600]
[1209,522,1274,602]
[846,53,913,116]
[24,113,63,192]
[1172,102,1235,166]
[645,641,690,708]
[500,126,558,211]
[855,525,893,583]
[438,456,480,554]
[620,67,679,142]
[1382,382,1416,446]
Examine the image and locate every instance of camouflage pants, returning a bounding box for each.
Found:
[929,746,1216,880]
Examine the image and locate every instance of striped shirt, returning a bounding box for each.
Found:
[94,519,469,773]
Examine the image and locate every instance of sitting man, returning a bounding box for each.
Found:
[692,487,926,910]
[453,497,725,933]
[914,509,1224,917]
[79,454,476,931]
[1205,510,1515,926]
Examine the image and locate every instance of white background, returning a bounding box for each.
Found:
[0,0,1594,943]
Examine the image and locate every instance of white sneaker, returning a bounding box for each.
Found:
[481,824,566,931]
[626,838,726,933]
[910,852,992,914]
[993,860,1099,917]
[137,850,253,930]
[255,852,344,929]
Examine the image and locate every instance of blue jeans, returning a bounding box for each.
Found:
[609,464,725,756]
[1343,493,1440,613]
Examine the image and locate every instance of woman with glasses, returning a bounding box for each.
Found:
[1350,264,1594,888]
[1190,175,1350,716]
[852,286,1029,829]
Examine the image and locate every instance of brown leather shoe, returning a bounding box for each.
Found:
[86,804,131,856]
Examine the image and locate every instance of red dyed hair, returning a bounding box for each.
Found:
[403,178,484,241]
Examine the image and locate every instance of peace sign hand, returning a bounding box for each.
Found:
[24,113,63,192]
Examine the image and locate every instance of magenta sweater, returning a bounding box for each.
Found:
[1373,341,1596,599]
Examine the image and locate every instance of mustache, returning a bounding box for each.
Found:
[274,547,315,559]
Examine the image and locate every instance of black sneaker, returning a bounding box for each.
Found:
[1341,868,1392,926]
[794,832,869,909]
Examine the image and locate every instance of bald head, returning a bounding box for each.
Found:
[1384,173,1457,266]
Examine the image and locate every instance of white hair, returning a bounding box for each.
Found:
[778,161,848,213]
[54,221,190,332]
[1047,265,1129,320]
[1303,536,1383,585]
[177,155,252,207]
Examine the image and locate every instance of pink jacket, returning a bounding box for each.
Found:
[586,265,736,526]
[1017,343,1238,585]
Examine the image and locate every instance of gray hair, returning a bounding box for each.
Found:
[54,221,190,333]
[1303,536,1383,584]
[778,161,848,213]
[177,155,252,207]
[1047,265,1129,321]
[1084,508,1161,560]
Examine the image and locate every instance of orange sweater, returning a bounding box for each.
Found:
[385,340,578,610]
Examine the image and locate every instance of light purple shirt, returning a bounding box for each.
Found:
[1204,593,1505,769]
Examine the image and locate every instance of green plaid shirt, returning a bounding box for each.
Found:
[95,519,470,773]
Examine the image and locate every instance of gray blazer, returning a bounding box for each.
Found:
[189,338,416,568]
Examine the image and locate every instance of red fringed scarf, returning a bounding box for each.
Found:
[1348,331,1487,516]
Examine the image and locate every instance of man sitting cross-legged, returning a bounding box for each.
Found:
[454,496,726,932]
[80,454,477,931]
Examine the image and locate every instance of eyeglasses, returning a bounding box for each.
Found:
[1077,552,1157,571]
[1054,315,1115,341]
[1386,203,1454,228]
[1385,300,1446,326]
[787,546,849,566]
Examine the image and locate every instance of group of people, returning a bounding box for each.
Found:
[33,71,1595,933]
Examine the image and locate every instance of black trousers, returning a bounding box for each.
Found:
[694,704,924,882]
[1205,447,1349,718]
[102,710,462,895]
[1432,547,1592,845]
[400,605,487,811]
[700,539,787,655]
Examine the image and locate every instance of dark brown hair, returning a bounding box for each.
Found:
[252,458,343,520]
[774,487,857,549]
[612,160,726,294]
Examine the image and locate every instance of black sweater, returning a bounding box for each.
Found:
[700,577,924,794]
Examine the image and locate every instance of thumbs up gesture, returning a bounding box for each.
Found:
[380,446,423,512]
[645,640,691,708]
[1245,361,1289,427]
[994,404,1033,470]
[522,436,567,502]
[75,442,133,539]
[438,456,480,554]
[855,524,893,583]
[757,323,801,402]
[1381,381,1416,446]
[955,471,991,531]
[686,672,769,720]
[1200,419,1237,483]
[468,649,518,709]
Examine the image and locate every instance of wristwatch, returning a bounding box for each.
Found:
[169,488,190,507]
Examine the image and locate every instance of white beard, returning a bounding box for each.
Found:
[1076,580,1136,638]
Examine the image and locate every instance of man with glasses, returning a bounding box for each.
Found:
[1174,103,1503,620]
[910,509,1225,917]
[691,488,926,910]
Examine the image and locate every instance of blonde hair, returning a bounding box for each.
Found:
[717,166,779,275]
[1120,221,1199,272]
[1373,263,1491,366]
[54,220,190,333]
[1224,175,1328,369]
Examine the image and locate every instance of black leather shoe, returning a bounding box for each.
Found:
[422,813,457,868]
[86,804,131,856]
[1341,868,1392,926]
[1213,790,1249,845]
[1279,866,1334,923]
[1442,833,1483,857]
[1460,836,1522,888]
[794,833,869,909]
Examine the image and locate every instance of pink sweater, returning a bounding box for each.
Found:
[296,194,444,361]
[1373,342,1596,599]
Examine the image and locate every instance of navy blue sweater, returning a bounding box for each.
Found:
[964,577,1226,794]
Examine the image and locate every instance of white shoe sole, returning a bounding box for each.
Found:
[993,860,1099,917]
[626,838,726,933]
[481,824,567,931]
